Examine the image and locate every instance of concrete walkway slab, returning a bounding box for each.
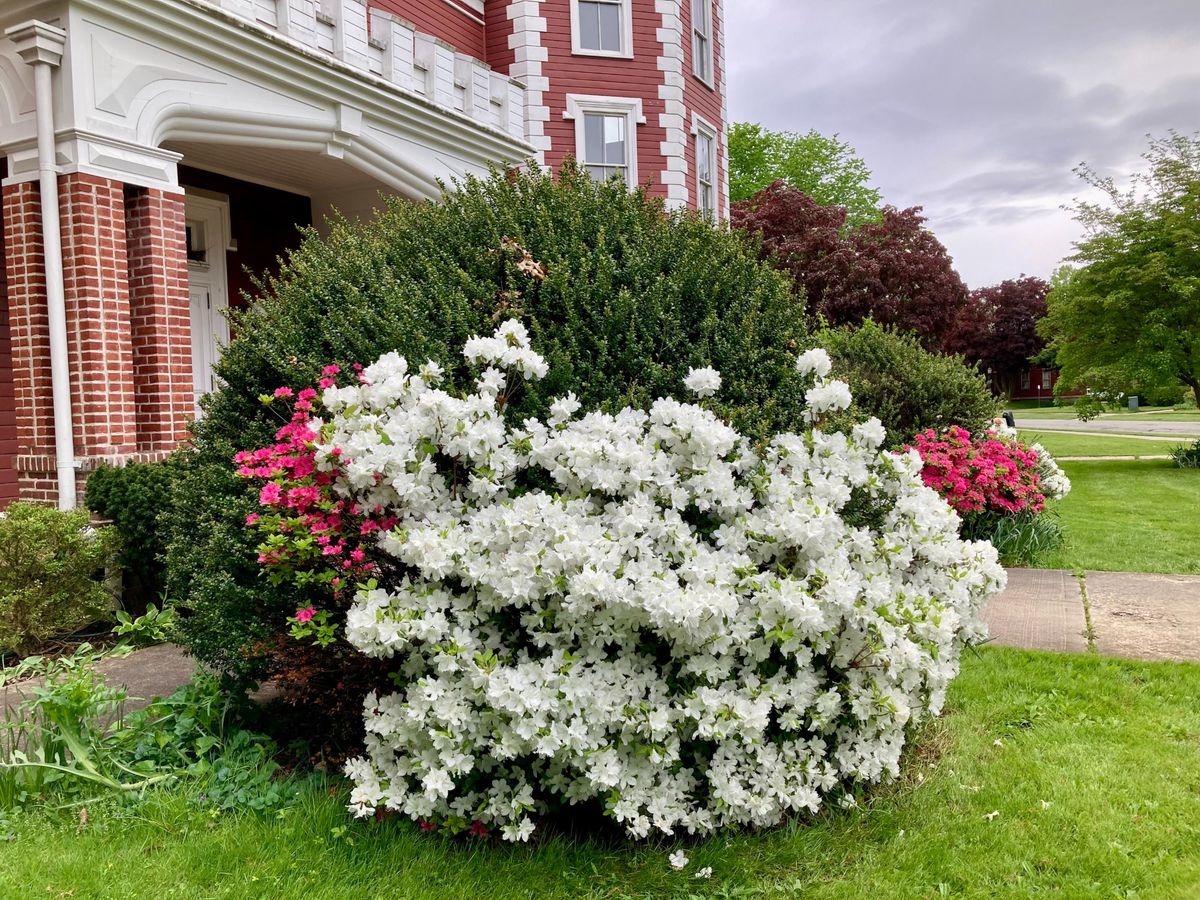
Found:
[982,568,1089,653]
[1086,571,1200,663]
[3,644,196,719]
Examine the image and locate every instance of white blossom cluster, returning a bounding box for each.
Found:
[320,326,1005,841]
[1029,443,1072,501]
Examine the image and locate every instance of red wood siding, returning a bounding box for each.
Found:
[484,0,515,72]
[681,0,725,215]
[369,0,487,58]
[539,0,669,201]
[0,158,18,507]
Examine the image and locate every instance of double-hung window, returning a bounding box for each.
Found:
[573,0,632,57]
[694,120,717,219]
[691,0,714,84]
[566,95,644,187]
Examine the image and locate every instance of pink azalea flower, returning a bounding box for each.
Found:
[295,606,316,624]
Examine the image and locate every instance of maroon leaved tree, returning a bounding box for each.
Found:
[733,182,970,351]
[948,276,1049,396]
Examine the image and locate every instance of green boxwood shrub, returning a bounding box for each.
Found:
[166,164,808,688]
[85,460,177,614]
[816,320,998,445]
[0,503,117,656]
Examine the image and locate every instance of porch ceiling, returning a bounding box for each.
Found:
[164,140,381,199]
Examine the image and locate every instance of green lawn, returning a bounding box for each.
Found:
[3,649,1200,899]
[1018,430,1178,458]
[1043,459,1200,574]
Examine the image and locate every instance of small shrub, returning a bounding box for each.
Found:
[985,512,1066,567]
[112,603,178,647]
[85,460,177,614]
[0,504,117,656]
[906,426,1070,566]
[1172,439,1200,469]
[816,321,997,445]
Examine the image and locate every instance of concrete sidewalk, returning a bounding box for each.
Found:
[983,568,1200,662]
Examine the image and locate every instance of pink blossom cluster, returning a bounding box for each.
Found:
[905,425,1047,517]
[235,365,394,623]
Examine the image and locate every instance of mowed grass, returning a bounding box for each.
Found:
[1018,430,1178,458]
[1011,404,1200,424]
[1043,459,1200,574]
[3,649,1200,899]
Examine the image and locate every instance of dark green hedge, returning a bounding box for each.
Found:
[816,320,998,446]
[85,460,178,614]
[166,164,808,687]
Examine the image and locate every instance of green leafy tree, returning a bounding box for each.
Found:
[1041,133,1200,404]
[728,123,882,224]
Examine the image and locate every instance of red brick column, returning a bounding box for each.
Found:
[2,180,55,502]
[125,186,192,453]
[4,173,142,503]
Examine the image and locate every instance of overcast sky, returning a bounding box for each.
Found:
[725,0,1200,287]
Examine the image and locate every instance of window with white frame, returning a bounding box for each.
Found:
[566,95,644,187]
[1041,369,1053,390]
[691,0,714,84]
[694,120,717,219]
[572,0,632,57]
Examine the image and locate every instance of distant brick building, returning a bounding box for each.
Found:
[0,0,728,507]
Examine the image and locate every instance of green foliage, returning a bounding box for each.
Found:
[1,649,298,816]
[816,321,998,445]
[968,512,1065,567]
[166,164,807,687]
[728,123,882,224]
[1041,133,1200,404]
[113,604,178,648]
[1171,439,1200,469]
[0,504,117,656]
[85,461,177,613]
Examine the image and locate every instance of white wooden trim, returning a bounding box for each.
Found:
[564,93,644,188]
[690,0,715,89]
[569,0,633,59]
[691,111,717,219]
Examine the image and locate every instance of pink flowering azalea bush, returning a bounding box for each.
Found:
[235,323,1005,842]
[904,424,1070,562]
[906,425,1047,516]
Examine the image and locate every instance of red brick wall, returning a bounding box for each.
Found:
[0,159,17,507]
[125,186,192,453]
[3,173,145,504]
[370,0,487,57]
[2,179,52,502]
[539,0,669,201]
[59,174,138,461]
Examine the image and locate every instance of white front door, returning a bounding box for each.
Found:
[185,195,231,414]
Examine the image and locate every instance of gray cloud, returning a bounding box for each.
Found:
[725,0,1200,285]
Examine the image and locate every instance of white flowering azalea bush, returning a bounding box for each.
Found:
[240,322,1005,842]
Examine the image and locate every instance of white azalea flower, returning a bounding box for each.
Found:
[669,851,690,870]
[683,366,722,398]
[796,347,833,378]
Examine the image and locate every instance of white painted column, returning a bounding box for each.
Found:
[6,20,77,510]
